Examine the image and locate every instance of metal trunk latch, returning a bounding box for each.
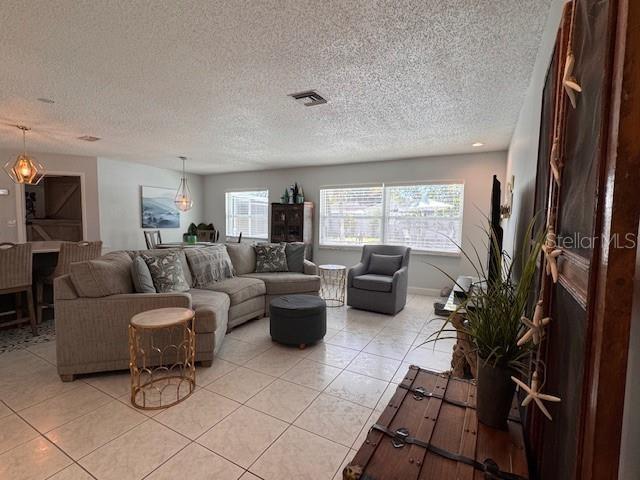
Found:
[392,428,410,448]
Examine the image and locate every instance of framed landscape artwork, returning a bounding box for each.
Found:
[141,186,180,228]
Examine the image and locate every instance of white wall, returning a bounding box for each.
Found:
[0,149,101,243]
[97,157,204,251]
[204,152,507,293]
[502,0,564,259]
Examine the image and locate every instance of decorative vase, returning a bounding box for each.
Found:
[476,357,516,430]
[186,235,197,244]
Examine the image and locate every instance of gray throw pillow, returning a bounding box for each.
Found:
[284,242,305,273]
[254,244,288,273]
[185,245,234,287]
[69,251,134,298]
[131,255,156,293]
[368,253,403,276]
[141,251,189,293]
[225,243,256,275]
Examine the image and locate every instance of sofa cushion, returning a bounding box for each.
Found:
[69,251,134,298]
[284,243,305,273]
[255,244,288,273]
[185,245,234,287]
[131,255,156,293]
[353,274,393,292]
[189,288,230,333]
[141,251,190,293]
[201,276,265,305]
[137,249,194,287]
[368,254,403,276]
[225,243,256,275]
[242,272,320,295]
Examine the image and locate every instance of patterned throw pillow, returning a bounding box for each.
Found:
[254,243,288,273]
[185,245,234,287]
[141,251,189,293]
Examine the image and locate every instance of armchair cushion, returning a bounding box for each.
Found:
[368,254,403,276]
[353,274,393,292]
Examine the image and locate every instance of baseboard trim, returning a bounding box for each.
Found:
[408,287,441,297]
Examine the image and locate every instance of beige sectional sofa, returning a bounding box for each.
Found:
[54,243,320,381]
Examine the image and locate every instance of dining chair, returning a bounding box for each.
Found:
[196,229,221,242]
[0,242,37,335]
[144,230,162,249]
[36,241,103,324]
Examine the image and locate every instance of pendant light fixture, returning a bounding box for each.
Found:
[174,156,193,212]
[3,125,46,185]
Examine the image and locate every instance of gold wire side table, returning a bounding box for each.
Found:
[128,307,196,410]
[319,264,346,307]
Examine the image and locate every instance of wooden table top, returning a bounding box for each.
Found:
[130,307,195,329]
[156,242,218,248]
[29,241,63,254]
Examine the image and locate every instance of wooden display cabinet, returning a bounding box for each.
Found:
[270,202,313,259]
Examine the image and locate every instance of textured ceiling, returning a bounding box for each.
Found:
[0,0,552,174]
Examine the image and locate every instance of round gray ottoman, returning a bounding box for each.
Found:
[270,295,327,348]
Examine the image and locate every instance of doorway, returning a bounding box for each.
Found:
[18,173,87,242]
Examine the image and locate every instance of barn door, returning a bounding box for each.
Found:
[528,1,640,479]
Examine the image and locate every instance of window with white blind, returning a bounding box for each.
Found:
[225,190,269,239]
[319,182,464,254]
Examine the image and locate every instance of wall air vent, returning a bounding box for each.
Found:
[78,135,101,142]
[289,90,327,106]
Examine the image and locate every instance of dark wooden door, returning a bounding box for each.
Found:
[528,1,640,479]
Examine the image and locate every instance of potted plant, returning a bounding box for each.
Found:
[426,221,545,429]
[183,222,198,244]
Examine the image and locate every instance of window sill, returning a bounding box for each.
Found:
[318,245,461,258]
[225,236,268,243]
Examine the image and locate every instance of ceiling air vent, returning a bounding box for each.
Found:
[78,135,101,142]
[289,90,327,106]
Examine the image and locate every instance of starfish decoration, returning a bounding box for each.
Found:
[511,371,561,421]
[518,300,551,346]
[549,137,561,185]
[563,49,582,108]
[542,227,562,283]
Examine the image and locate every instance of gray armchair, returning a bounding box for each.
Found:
[347,245,410,315]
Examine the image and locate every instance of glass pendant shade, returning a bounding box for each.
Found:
[4,127,45,185]
[174,156,193,212]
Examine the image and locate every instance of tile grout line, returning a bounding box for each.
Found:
[0,394,85,479]
[1,299,447,480]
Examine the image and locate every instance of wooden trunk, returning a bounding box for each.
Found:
[347,366,528,480]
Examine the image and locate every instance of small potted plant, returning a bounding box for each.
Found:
[426,221,545,429]
[183,222,198,244]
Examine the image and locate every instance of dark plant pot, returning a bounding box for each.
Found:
[476,357,516,430]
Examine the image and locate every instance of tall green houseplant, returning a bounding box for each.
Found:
[429,220,546,428]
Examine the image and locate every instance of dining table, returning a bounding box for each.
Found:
[156,242,218,248]
[29,240,63,254]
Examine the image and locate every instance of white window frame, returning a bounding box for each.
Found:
[225,189,269,240]
[319,183,384,248]
[319,180,464,256]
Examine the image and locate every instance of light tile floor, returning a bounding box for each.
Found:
[0,294,452,480]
